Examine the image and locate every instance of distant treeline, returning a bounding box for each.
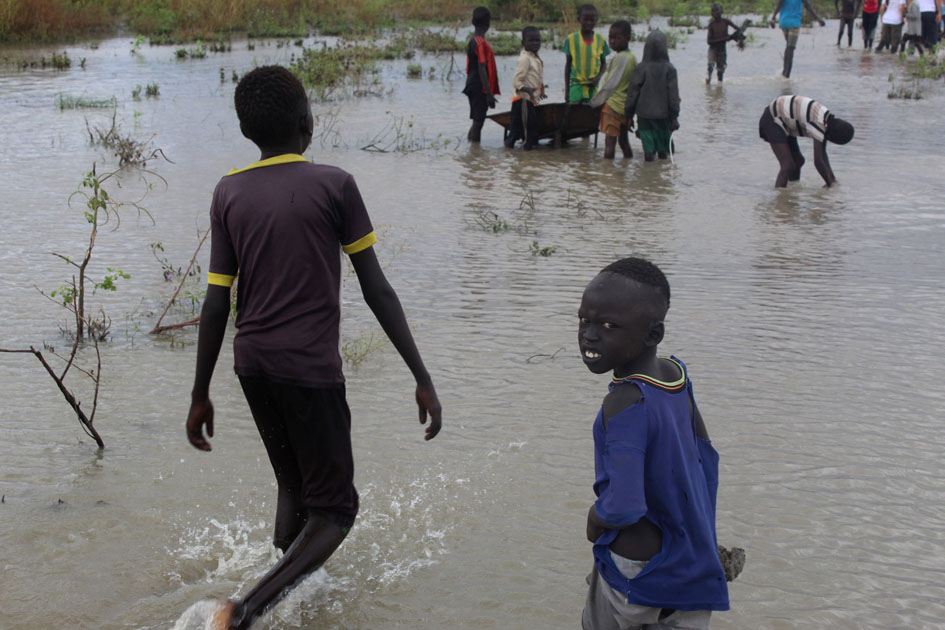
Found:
[1,0,842,43]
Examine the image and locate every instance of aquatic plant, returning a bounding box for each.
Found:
[529,240,558,257]
[58,93,117,110]
[406,62,423,78]
[149,232,209,335]
[290,42,383,100]
[360,114,459,153]
[341,329,387,367]
[86,110,166,166]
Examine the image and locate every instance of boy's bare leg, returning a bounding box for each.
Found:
[218,511,350,630]
[618,131,632,158]
[603,135,617,159]
[769,141,796,187]
[467,120,484,142]
[782,44,795,77]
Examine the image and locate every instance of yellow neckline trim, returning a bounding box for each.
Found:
[226,153,308,175]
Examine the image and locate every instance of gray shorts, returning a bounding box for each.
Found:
[582,553,713,630]
[782,27,800,46]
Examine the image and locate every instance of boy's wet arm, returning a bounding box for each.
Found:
[349,247,442,440]
[187,284,231,451]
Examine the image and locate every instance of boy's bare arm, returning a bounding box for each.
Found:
[349,247,442,440]
[477,61,496,107]
[770,0,785,24]
[812,140,835,186]
[186,284,231,451]
[802,0,827,24]
[564,56,572,100]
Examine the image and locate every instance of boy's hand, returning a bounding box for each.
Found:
[488,94,497,108]
[186,397,215,451]
[819,18,826,25]
[587,505,607,542]
[416,380,442,440]
[670,119,680,131]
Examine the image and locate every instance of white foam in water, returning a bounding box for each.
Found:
[169,600,225,630]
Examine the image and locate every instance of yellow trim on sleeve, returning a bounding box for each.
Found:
[226,153,308,176]
[342,231,377,255]
[207,272,236,287]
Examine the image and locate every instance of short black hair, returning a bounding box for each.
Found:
[611,19,632,38]
[234,65,308,147]
[825,115,854,145]
[578,3,598,16]
[601,257,671,312]
[472,6,491,27]
[522,25,540,40]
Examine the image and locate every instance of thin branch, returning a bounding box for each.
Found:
[150,317,200,335]
[149,228,210,334]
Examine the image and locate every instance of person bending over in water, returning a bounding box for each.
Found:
[579,257,730,630]
[185,65,442,630]
[758,94,854,188]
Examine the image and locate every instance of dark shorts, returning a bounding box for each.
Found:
[239,375,358,528]
[759,107,788,143]
[465,88,489,122]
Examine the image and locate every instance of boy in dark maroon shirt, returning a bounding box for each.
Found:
[185,65,442,630]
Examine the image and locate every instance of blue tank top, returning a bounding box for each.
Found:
[591,357,730,610]
[780,0,804,29]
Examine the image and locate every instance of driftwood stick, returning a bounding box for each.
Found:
[149,317,200,335]
[0,346,104,449]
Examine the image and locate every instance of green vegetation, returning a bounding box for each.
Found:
[406,62,423,77]
[0,0,826,45]
[58,93,117,110]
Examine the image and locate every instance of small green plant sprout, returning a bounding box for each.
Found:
[406,62,422,77]
[361,114,459,153]
[132,84,142,100]
[131,34,146,55]
[145,83,159,97]
[50,51,70,70]
[529,240,558,257]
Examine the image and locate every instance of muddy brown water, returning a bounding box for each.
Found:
[1,20,944,630]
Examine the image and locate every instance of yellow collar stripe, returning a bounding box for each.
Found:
[226,153,308,176]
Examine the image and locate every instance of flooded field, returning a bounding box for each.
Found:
[1,19,944,630]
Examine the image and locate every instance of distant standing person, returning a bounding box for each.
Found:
[902,0,927,54]
[625,30,680,162]
[705,3,743,83]
[836,0,863,45]
[589,20,637,159]
[506,26,546,150]
[875,0,906,51]
[463,6,500,143]
[917,0,942,46]
[564,4,610,103]
[758,94,855,188]
[770,0,826,77]
[862,0,881,48]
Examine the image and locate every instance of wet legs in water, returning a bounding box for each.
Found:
[838,18,854,46]
[769,137,805,188]
[782,45,795,78]
[213,504,350,630]
[467,119,485,143]
[706,63,725,83]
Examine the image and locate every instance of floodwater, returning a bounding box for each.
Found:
[1,18,944,630]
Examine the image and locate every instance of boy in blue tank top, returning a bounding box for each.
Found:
[578,258,729,629]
